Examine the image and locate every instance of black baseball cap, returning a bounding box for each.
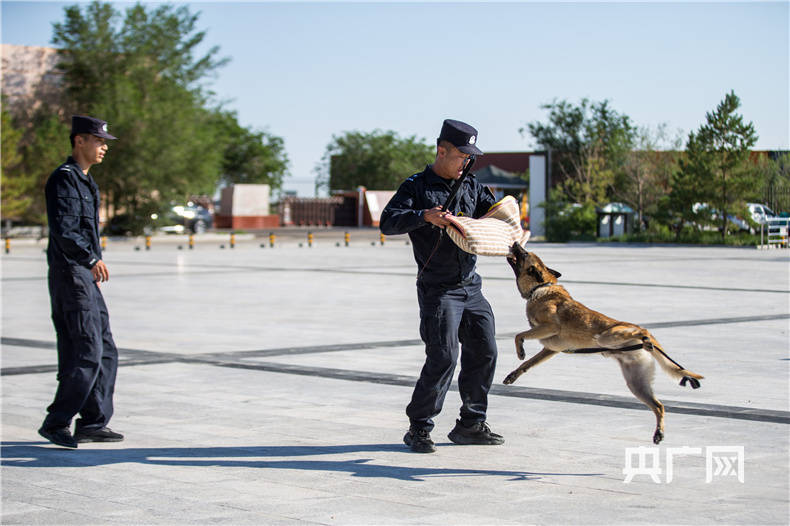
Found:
[71,115,117,140]
[438,119,483,156]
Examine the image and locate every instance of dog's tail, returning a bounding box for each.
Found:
[643,334,704,388]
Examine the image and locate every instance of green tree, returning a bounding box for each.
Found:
[3,108,70,225]
[680,90,758,241]
[614,124,683,230]
[1,105,34,223]
[523,98,635,205]
[49,1,230,219]
[25,112,71,224]
[213,110,289,190]
[754,152,790,213]
[659,151,708,239]
[315,130,434,192]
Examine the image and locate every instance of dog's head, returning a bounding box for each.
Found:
[506,243,561,298]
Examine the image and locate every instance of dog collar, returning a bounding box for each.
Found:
[526,282,553,300]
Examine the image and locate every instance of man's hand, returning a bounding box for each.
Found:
[424,207,453,228]
[91,260,109,284]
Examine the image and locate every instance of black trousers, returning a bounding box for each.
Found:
[43,266,118,432]
[406,274,498,432]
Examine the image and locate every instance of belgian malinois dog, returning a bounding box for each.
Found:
[503,243,703,444]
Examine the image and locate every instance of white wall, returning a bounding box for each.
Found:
[529,154,546,238]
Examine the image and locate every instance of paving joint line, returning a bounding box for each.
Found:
[3,335,788,425]
[3,258,788,294]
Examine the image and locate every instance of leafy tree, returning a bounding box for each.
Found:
[50,1,230,218]
[1,105,34,223]
[541,189,597,242]
[213,110,289,190]
[679,90,757,241]
[754,152,790,213]
[659,152,708,239]
[24,111,71,224]
[315,130,435,192]
[523,98,635,205]
[614,124,683,230]
[3,2,288,230]
[2,107,70,225]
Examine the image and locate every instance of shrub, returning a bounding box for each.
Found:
[543,200,597,242]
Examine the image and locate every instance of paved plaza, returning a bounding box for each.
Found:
[2,231,789,525]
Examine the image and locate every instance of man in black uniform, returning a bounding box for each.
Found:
[380,119,504,453]
[38,115,123,448]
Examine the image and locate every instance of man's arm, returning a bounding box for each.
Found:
[45,172,102,271]
[380,179,430,235]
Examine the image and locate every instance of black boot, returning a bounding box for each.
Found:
[448,420,504,445]
[74,427,124,443]
[38,426,78,448]
[403,427,436,453]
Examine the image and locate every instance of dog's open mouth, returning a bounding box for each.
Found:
[507,242,523,265]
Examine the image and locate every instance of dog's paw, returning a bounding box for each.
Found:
[516,343,526,361]
[680,376,701,389]
[503,371,520,385]
[653,429,664,445]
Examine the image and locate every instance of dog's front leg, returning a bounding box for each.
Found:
[504,348,558,385]
[514,324,559,359]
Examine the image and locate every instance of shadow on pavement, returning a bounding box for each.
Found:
[1,442,602,482]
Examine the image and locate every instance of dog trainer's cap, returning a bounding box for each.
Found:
[438,119,483,156]
[71,115,117,140]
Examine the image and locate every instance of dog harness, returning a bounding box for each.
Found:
[525,282,701,389]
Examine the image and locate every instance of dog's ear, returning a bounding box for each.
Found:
[548,268,562,279]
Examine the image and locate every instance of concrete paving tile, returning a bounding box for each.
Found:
[0,345,58,369]
[2,243,788,524]
[1,508,101,525]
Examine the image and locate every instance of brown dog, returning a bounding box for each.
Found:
[503,243,703,444]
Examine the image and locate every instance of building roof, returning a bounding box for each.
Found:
[470,152,532,174]
[473,164,528,189]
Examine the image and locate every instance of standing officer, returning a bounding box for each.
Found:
[38,115,123,448]
[380,119,504,453]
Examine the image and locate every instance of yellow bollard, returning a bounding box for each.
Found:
[189,234,195,250]
[4,238,9,254]
[344,231,350,247]
[380,232,386,246]
[230,232,236,249]
[101,236,107,251]
[269,232,275,248]
[145,235,152,251]
[308,231,314,247]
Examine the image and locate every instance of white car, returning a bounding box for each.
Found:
[691,202,750,232]
[747,203,777,225]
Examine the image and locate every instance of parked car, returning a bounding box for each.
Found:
[747,203,777,226]
[156,203,213,234]
[691,203,750,232]
[102,213,154,237]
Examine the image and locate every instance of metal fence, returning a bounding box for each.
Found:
[761,217,790,248]
[763,184,790,214]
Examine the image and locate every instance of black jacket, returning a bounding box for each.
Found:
[380,165,496,288]
[45,156,103,269]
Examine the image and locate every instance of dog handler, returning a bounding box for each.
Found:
[380,119,504,453]
[38,115,123,448]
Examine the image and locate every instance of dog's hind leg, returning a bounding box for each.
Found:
[598,326,704,390]
[595,324,648,349]
[615,354,665,444]
[503,347,558,385]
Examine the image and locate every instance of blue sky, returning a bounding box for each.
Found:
[2,1,788,196]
